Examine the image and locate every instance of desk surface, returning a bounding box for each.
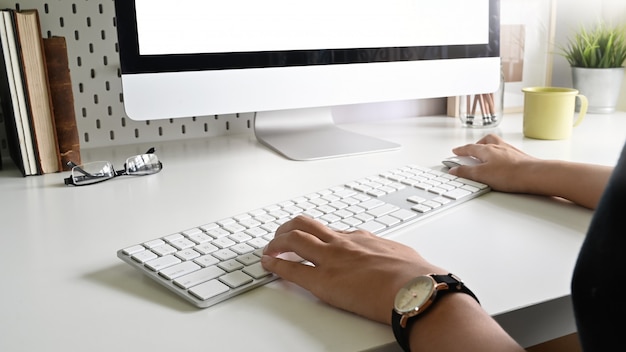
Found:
[2,113,626,351]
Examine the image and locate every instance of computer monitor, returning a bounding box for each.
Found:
[114,0,500,160]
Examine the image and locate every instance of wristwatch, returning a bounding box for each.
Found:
[391,273,479,352]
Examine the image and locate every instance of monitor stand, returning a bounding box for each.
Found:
[253,107,401,161]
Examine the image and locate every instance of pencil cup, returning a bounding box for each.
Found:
[457,64,504,128]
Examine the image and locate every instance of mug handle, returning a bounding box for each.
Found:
[574,94,588,127]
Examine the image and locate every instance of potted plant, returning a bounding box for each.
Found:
[559,22,626,113]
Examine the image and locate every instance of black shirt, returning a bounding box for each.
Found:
[572,142,626,351]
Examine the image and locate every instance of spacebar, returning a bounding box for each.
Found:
[174,266,225,289]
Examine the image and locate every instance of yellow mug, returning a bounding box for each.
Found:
[522,87,587,140]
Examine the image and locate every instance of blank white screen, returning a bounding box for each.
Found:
[135,0,490,55]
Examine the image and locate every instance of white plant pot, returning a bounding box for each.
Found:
[571,67,625,114]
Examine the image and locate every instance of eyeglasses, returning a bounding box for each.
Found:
[64,147,163,186]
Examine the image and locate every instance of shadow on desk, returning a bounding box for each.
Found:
[86,262,394,351]
[482,191,593,234]
[84,263,198,312]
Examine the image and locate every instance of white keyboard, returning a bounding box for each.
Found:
[117,164,490,308]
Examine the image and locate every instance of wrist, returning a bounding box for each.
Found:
[405,293,483,351]
[391,273,479,352]
[524,160,576,197]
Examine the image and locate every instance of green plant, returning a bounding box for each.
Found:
[559,23,626,68]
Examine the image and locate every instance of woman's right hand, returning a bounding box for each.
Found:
[447,134,539,194]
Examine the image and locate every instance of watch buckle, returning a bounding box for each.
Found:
[449,273,464,290]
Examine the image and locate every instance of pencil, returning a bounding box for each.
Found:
[465,95,474,125]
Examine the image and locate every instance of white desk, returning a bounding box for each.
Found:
[2,112,626,351]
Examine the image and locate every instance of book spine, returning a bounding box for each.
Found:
[13,9,61,174]
[0,10,36,175]
[43,36,80,170]
[0,10,27,175]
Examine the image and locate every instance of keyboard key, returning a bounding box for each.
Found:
[231,243,255,255]
[432,196,451,205]
[229,232,253,243]
[182,228,203,237]
[199,222,219,231]
[328,221,351,231]
[212,237,236,249]
[355,212,375,223]
[411,204,432,213]
[243,262,273,279]
[194,255,219,267]
[367,204,399,217]
[462,184,481,193]
[375,215,401,227]
[261,222,280,233]
[159,261,201,280]
[143,239,165,249]
[458,178,489,189]
[212,249,238,261]
[131,250,158,263]
[247,238,269,249]
[423,200,443,209]
[219,271,253,288]
[151,243,177,257]
[176,248,201,261]
[360,199,385,210]
[237,253,261,266]
[170,238,196,250]
[223,223,246,234]
[174,266,225,289]
[245,227,268,238]
[163,233,184,242]
[239,218,262,229]
[443,188,472,200]
[189,279,229,300]
[358,220,386,233]
[390,209,417,222]
[187,232,212,244]
[145,255,181,271]
[122,245,146,255]
[342,217,363,228]
[206,228,230,238]
[218,259,244,272]
[195,243,218,255]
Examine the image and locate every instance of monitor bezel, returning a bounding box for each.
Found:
[114,0,500,75]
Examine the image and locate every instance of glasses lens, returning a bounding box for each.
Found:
[71,161,116,185]
[125,153,162,176]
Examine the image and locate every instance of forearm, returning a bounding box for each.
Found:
[408,294,524,352]
[523,160,613,210]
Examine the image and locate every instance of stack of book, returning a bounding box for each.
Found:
[0,8,80,176]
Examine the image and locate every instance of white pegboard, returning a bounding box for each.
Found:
[0,0,252,157]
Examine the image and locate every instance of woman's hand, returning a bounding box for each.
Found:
[448,134,539,194]
[449,133,611,209]
[261,215,444,324]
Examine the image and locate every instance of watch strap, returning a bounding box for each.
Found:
[391,308,412,352]
[431,273,479,303]
[391,273,479,352]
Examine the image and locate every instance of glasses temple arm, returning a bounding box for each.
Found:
[66,161,94,177]
[64,161,101,185]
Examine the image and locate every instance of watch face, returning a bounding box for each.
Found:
[394,276,436,314]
